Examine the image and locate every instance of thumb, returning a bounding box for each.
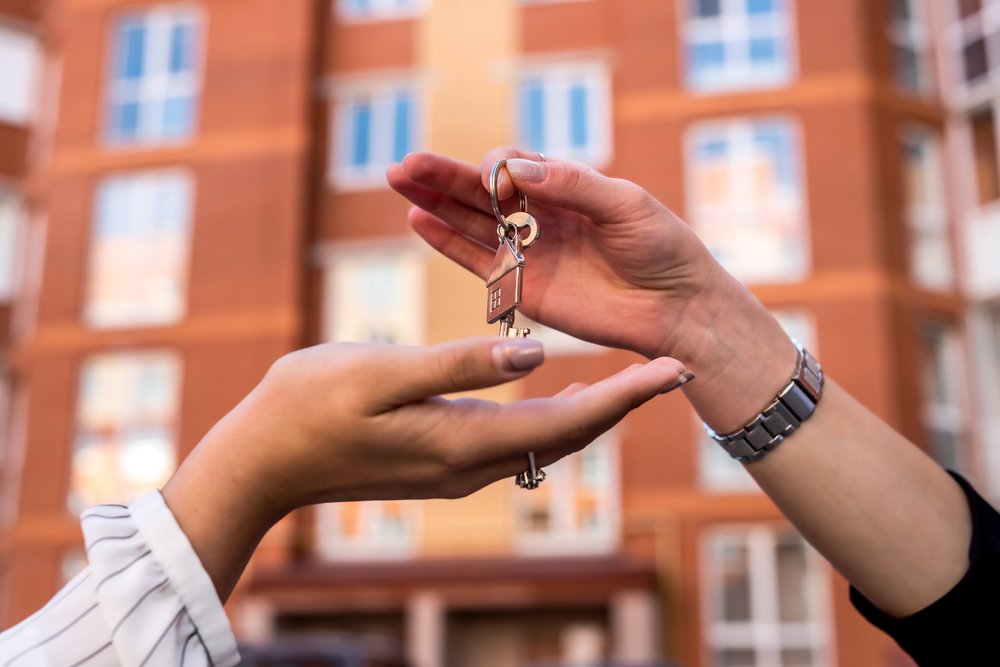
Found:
[502,157,656,222]
[379,337,544,406]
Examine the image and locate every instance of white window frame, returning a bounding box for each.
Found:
[901,125,955,291]
[103,4,205,146]
[319,240,426,346]
[700,525,833,667]
[512,432,620,556]
[515,59,612,167]
[333,0,425,24]
[0,22,42,126]
[969,302,1000,497]
[889,0,936,96]
[69,350,183,514]
[315,500,422,560]
[922,323,970,471]
[681,0,797,94]
[328,76,422,190]
[684,116,811,285]
[83,169,196,330]
[0,187,24,302]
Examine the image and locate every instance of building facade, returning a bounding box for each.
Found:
[3,1,999,667]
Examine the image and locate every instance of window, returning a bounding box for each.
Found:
[943,0,1000,95]
[970,108,1000,206]
[0,190,23,301]
[889,0,934,94]
[331,81,419,187]
[322,244,424,345]
[921,324,968,471]
[106,6,202,145]
[901,128,953,290]
[513,433,619,555]
[702,527,831,667]
[686,118,809,284]
[0,25,40,125]
[315,501,421,560]
[336,0,422,21]
[683,0,794,92]
[700,312,815,492]
[517,62,612,165]
[84,171,194,329]
[69,351,181,513]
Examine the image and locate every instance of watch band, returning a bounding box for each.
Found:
[705,345,824,463]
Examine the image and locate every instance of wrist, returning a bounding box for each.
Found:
[658,269,800,434]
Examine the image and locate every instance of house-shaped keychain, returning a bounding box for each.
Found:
[486,237,525,324]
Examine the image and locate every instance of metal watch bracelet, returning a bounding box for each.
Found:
[704,345,824,463]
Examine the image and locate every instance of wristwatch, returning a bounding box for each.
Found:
[705,344,824,463]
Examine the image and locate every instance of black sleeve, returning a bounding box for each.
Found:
[849,472,1000,666]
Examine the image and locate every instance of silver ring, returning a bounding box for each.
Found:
[537,152,546,163]
[489,159,528,229]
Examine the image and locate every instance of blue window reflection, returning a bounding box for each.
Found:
[521,81,545,152]
[569,84,588,149]
[350,102,372,168]
[393,94,412,163]
[749,38,779,64]
[116,23,146,79]
[747,0,777,15]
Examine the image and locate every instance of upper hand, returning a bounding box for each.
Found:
[388,148,725,361]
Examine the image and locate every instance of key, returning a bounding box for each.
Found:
[486,236,524,326]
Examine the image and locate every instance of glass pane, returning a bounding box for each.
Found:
[693,0,721,18]
[110,102,141,140]
[690,41,726,73]
[895,45,921,91]
[893,0,912,21]
[393,93,412,163]
[963,38,989,83]
[781,648,816,667]
[169,22,195,74]
[521,81,545,152]
[775,535,812,622]
[958,0,982,20]
[115,22,146,80]
[714,649,757,667]
[163,95,194,138]
[971,109,1000,204]
[747,0,777,15]
[713,537,752,621]
[350,101,372,167]
[569,84,589,149]
[749,38,779,64]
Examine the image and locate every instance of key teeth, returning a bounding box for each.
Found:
[515,469,547,490]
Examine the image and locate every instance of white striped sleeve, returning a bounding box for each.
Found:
[0,491,240,667]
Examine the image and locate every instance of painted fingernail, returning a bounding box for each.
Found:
[507,158,547,184]
[659,369,696,394]
[493,339,545,372]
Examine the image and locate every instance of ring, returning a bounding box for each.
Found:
[489,159,529,229]
[537,152,546,163]
[515,451,546,490]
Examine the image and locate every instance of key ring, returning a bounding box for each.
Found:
[489,159,528,241]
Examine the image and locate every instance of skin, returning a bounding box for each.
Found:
[387,148,972,619]
[162,337,689,601]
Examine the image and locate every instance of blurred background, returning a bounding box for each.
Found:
[1,0,999,665]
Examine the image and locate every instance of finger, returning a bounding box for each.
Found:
[500,157,659,223]
[373,337,545,410]
[553,382,589,399]
[390,166,501,248]
[492,358,691,457]
[399,152,496,215]
[408,208,493,279]
[479,147,555,200]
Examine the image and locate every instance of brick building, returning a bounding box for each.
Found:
[2,1,999,666]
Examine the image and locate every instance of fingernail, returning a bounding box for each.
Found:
[659,369,696,394]
[493,339,544,372]
[507,158,547,184]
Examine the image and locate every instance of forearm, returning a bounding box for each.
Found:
[162,387,285,603]
[675,273,972,618]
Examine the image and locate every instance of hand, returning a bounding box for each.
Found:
[388,149,721,363]
[389,149,798,433]
[163,337,688,599]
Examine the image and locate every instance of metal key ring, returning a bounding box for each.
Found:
[489,159,528,229]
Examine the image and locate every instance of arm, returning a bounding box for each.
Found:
[1,337,688,665]
[390,150,972,619]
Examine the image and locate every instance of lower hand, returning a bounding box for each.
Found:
[163,337,688,599]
